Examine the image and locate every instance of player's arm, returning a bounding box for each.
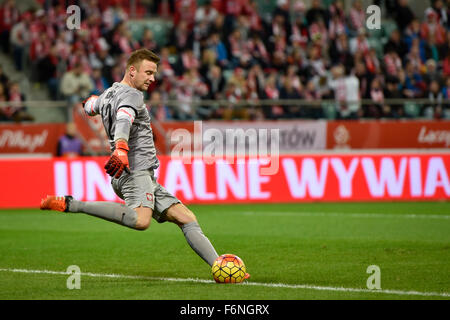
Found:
[82,95,99,116]
[104,93,139,178]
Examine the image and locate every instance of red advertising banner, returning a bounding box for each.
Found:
[1,153,448,208]
[327,120,450,149]
[0,123,66,155]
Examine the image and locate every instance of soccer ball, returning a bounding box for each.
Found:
[211,254,246,283]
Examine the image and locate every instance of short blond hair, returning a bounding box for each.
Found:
[126,49,160,71]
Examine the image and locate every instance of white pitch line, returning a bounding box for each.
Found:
[241,211,450,220]
[0,268,448,298]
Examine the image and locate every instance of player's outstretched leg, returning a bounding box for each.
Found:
[166,203,219,266]
[40,195,141,230]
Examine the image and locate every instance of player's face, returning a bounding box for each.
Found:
[132,59,157,91]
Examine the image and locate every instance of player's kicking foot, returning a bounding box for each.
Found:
[40,195,73,212]
[245,273,250,280]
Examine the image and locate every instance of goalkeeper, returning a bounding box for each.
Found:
[41,49,246,276]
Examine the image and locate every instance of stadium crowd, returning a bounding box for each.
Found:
[1,0,450,122]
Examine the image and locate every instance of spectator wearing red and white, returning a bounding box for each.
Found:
[195,0,218,25]
[308,45,327,77]
[10,12,32,71]
[328,0,345,21]
[228,29,250,62]
[118,30,140,55]
[174,0,197,29]
[429,0,448,26]
[4,81,34,122]
[370,78,385,104]
[54,33,71,62]
[348,0,365,33]
[349,28,370,55]
[46,2,67,31]
[83,15,102,46]
[420,8,446,45]
[148,90,172,122]
[328,12,346,40]
[246,0,263,32]
[270,13,287,43]
[0,0,20,53]
[309,18,328,48]
[184,68,209,99]
[246,64,264,100]
[158,47,175,78]
[364,48,380,74]
[140,29,159,53]
[29,32,51,62]
[180,48,200,72]
[443,51,450,77]
[290,16,309,48]
[383,48,402,77]
[304,79,322,100]
[68,45,92,75]
[223,0,247,16]
[263,73,284,118]
[284,65,302,94]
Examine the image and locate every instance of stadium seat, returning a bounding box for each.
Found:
[129,19,173,47]
[322,102,337,119]
[404,102,420,118]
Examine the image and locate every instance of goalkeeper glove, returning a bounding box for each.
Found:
[104,140,130,178]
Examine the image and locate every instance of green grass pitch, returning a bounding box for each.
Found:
[0,202,449,300]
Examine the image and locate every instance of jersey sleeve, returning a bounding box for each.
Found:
[83,96,100,116]
[118,91,145,114]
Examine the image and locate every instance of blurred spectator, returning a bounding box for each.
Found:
[384,29,408,59]
[349,28,370,55]
[423,59,443,85]
[395,0,415,32]
[279,78,303,118]
[60,63,94,107]
[0,65,9,88]
[421,8,446,45]
[206,32,228,68]
[348,0,365,36]
[383,76,405,118]
[148,90,173,121]
[329,33,353,72]
[383,48,403,77]
[90,68,109,95]
[140,29,160,53]
[57,122,83,157]
[367,77,385,118]
[204,64,225,100]
[0,82,34,122]
[262,72,283,119]
[402,61,426,99]
[0,0,19,53]
[306,0,328,26]
[424,80,444,119]
[9,11,32,71]
[328,65,360,119]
